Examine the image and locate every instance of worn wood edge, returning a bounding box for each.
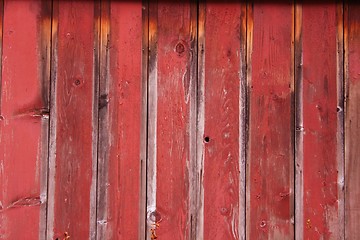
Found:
[188,1,199,239]
[239,2,247,240]
[46,0,58,239]
[336,2,345,239]
[90,2,101,239]
[140,1,149,239]
[146,1,158,238]
[245,2,253,239]
[39,1,53,239]
[195,2,205,239]
[343,1,349,239]
[294,3,304,240]
[290,1,296,237]
[96,0,110,239]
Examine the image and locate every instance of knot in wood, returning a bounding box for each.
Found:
[175,42,185,54]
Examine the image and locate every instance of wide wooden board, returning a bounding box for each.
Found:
[201,3,245,239]
[96,2,144,239]
[0,1,50,239]
[146,2,197,239]
[47,1,98,239]
[246,2,294,239]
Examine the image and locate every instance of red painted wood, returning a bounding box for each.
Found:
[202,3,242,239]
[108,6,142,237]
[301,4,340,238]
[345,4,360,238]
[149,2,196,239]
[96,2,143,239]
[247,3,294,239]
[0,1,50,239]
[50,2,97,239]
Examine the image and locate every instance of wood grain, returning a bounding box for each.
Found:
[0,2,355,239]
[294,4,304,239]
[47,1,98,239]
[201,3,245,239]
[300,3,342,239]
[146,2,197,239]
[246,2,294,239]
[0,1,51,239]
[96,2,144,239]
[345,3,360,239]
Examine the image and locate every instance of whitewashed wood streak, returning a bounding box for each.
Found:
[195,3,205,239]
[90,4,100,239]
[336,4,345,239]
[95,2,110,239]
[294,4,304,240]
[39,3,52,239]
[245,4,253,239]
[46,6,59,239]
[188,2,198,239]
[140,2,149,239]
[146,6,158,238]
[238,3,247,240]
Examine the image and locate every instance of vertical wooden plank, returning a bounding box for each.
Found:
[96,1,110,238]
[196,3,205,238]
[246,2,294,239]
[96,1,144,239]
[47,1,99,239]
[336,4,345,239]
[46,1,59,238]
[200,2,246,239]
[146,1,197,239]
[298,2,344,239]
[0,1,51,239]
[146,1,158,238]
[294,4,304,239]
[345,2,360,239]
[188,1,199,239]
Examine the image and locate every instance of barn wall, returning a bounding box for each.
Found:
[0,1,358,239]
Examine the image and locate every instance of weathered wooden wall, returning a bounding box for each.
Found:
[0,0,359,239]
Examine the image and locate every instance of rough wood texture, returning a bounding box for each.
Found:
[196,4,206,239]
[345,3,360,239]
[300,3,342,239]
[96,1,110,238]
[47,2,98,239]
[201,3,244,239]
[0,1,50,239]
[246,3,294,239]
[96,2,143,239]
[146,2,197,239]
[294,5,304,239]
[0,2,358,239]
[140,1,149,239]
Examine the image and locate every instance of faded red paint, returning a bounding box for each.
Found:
[0,1,49,239]
[98,2,143,239]
[202,3,242,239]
[0,2,358,239]
[247,3,294,239]
[150,2,196,239]
[51,2,97,239]
[302,4,340,238]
